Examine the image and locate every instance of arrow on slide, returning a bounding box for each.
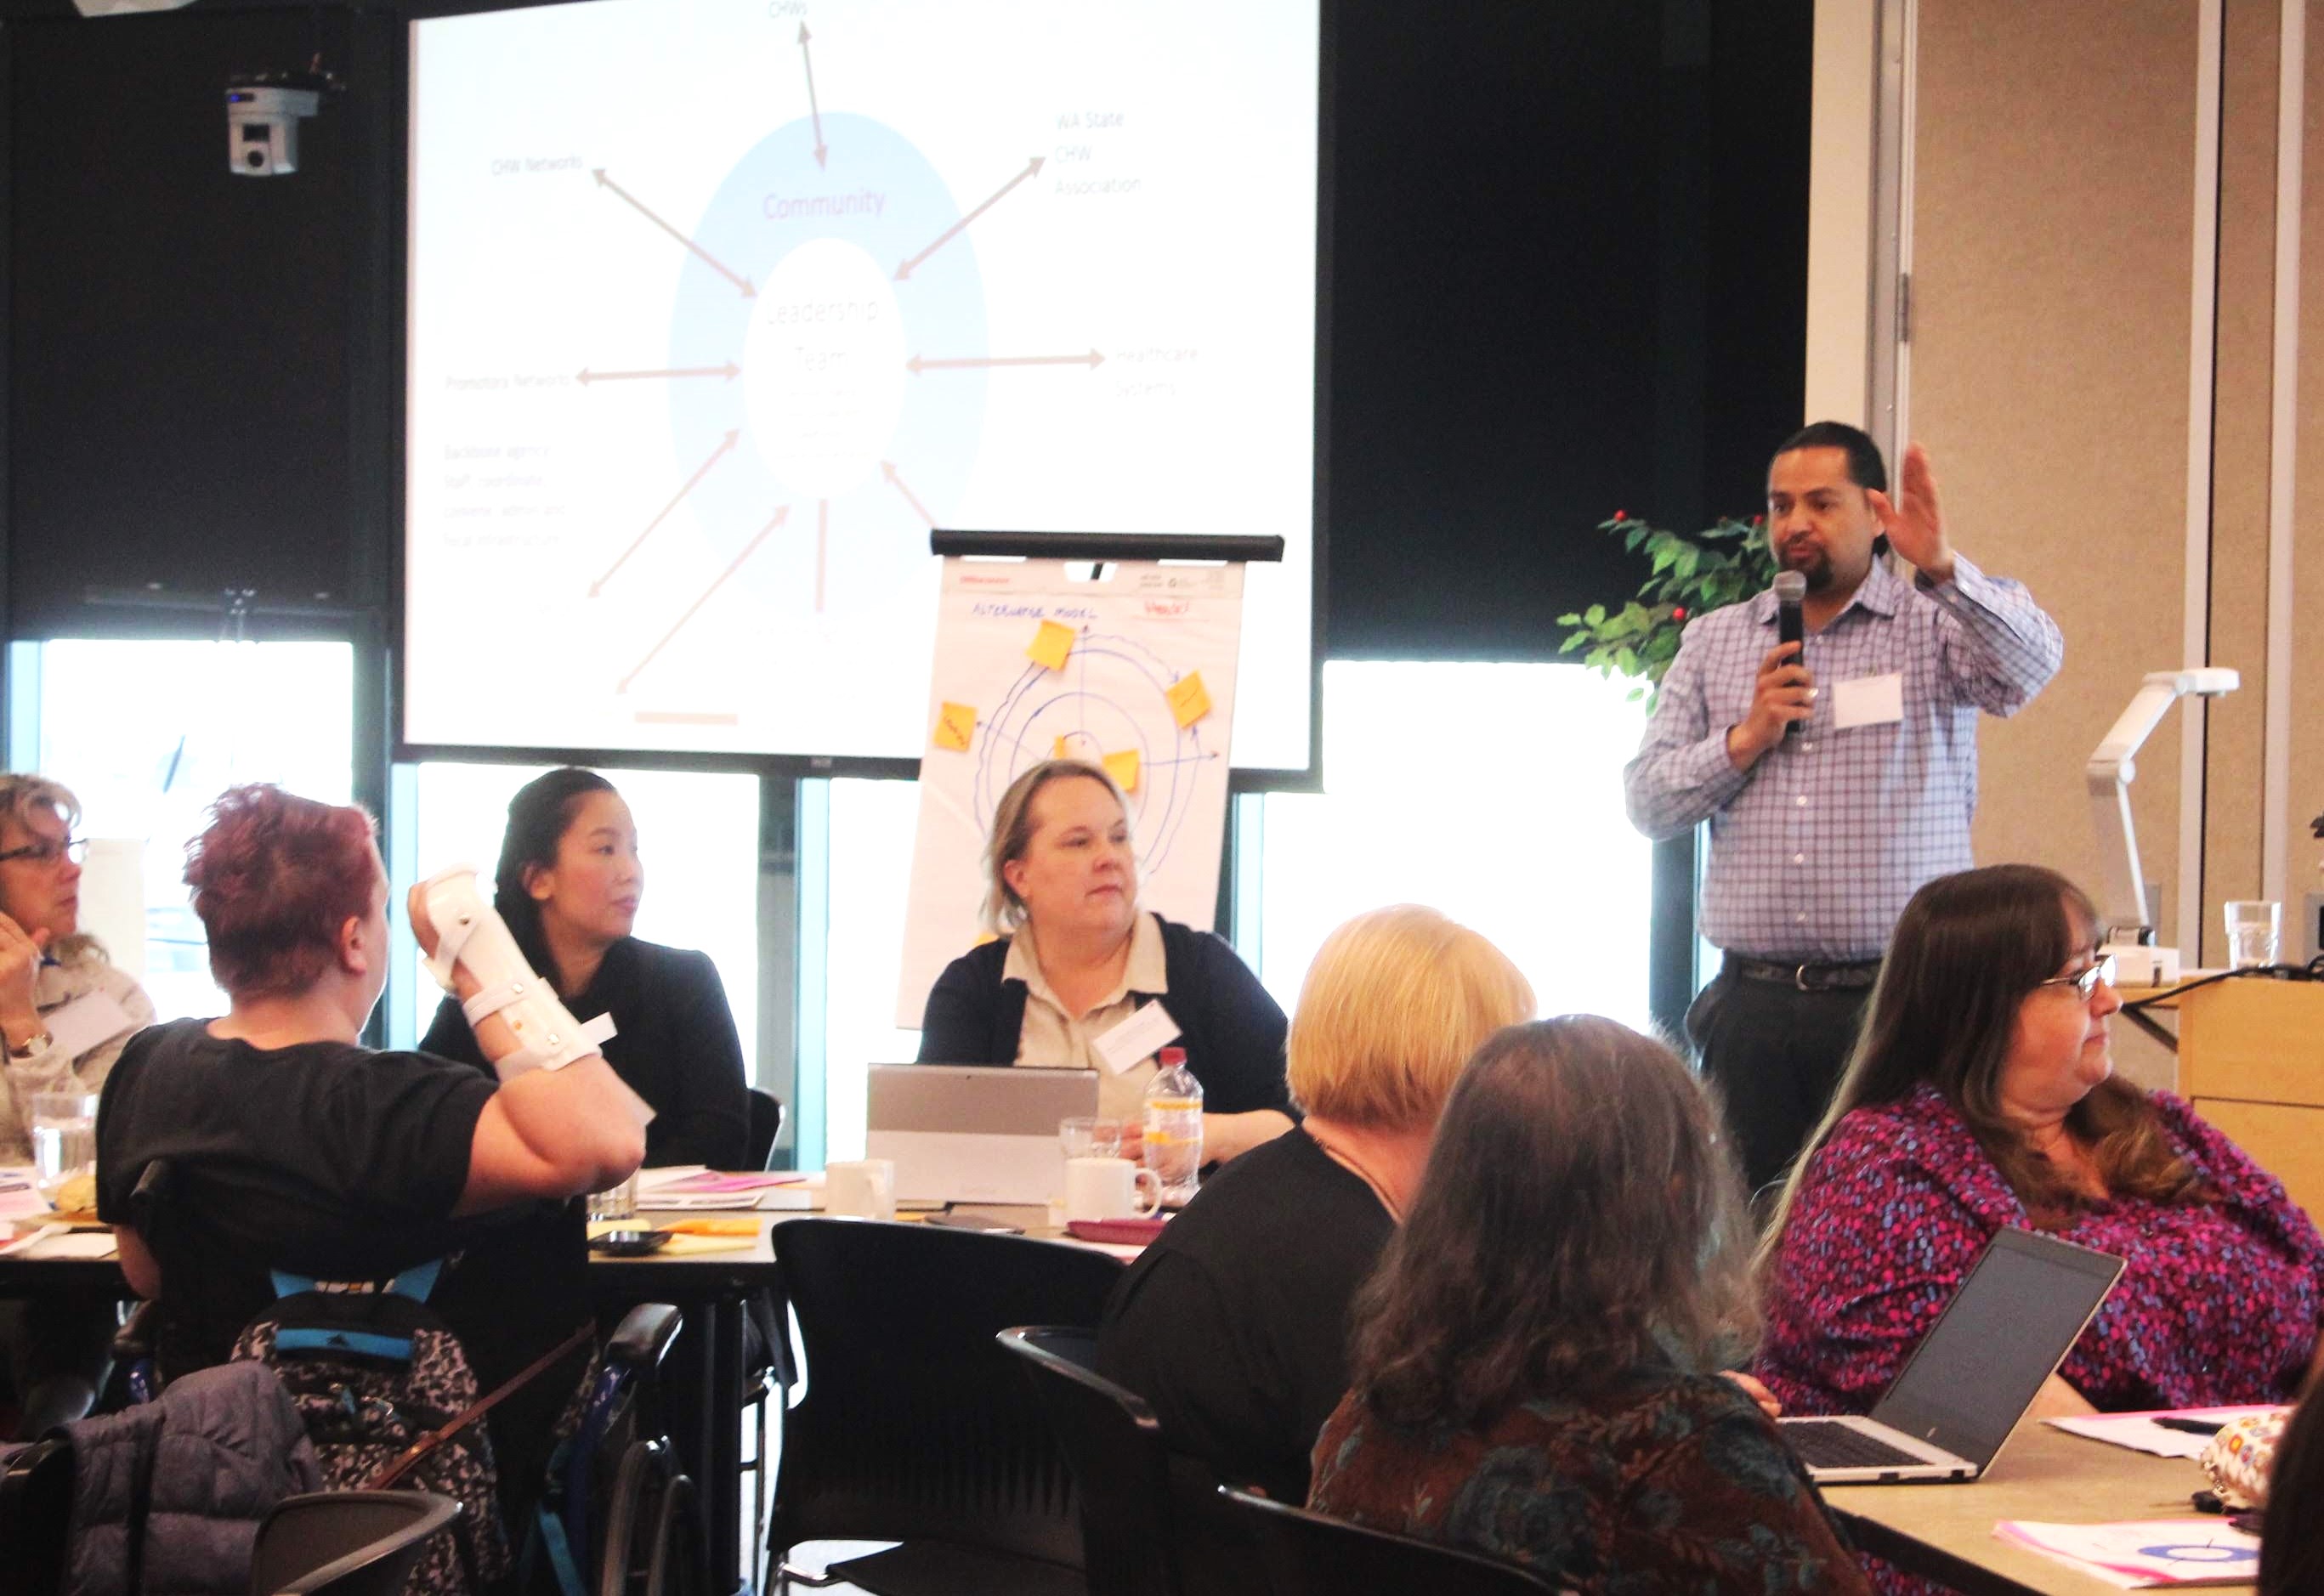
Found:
[590,430,740,597]
[881,460,937,526]
[798,25,828,169]
[907,350,1103,374]
[617,506,789,693]
[577,362,740,386]
[593,168,757,297]
[895,156,1044,280]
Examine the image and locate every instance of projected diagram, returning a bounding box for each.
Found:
[405,0,1318,761]
[588,42,1027,697]
[896,558,1244,1022]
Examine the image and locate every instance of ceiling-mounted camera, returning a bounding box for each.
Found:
[226,71,335,178]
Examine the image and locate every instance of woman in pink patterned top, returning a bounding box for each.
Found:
[1756,863,2324,1425]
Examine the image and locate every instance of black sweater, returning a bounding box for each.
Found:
[915,913,1293,1116]
[421,935,749,1169]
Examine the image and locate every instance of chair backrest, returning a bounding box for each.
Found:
[1216,1486,1563,1596]
[0,1438,73,1596]
[248,1490,462,1596]
[997,1327,1180,1596]
[768,1219,1123,1571]
[745,1089,785,1171]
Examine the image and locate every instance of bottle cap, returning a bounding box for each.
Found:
[1159,1046,1186,1067]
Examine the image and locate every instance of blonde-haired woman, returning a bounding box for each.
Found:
[918,757,1293,1160]
[1096,904,1536,1507]
[0,773,152,1162]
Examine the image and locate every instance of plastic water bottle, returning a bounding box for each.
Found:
[1142,1047,1205,1208]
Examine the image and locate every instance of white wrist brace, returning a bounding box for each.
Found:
[416,866,617,1079]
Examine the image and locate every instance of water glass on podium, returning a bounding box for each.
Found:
[2225,900,2281,969]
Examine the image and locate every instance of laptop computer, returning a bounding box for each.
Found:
[1779,1226,2125,1484]
[864,1064,1099,1205]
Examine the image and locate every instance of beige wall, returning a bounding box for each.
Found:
[1911,0,2196,917]
[1907,0,2323,982]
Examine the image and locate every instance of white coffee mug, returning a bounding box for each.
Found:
[1065,1156,1162,1223]
[825,1158,897,1220]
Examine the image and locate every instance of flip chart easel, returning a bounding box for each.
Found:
[895,531,1285,1027]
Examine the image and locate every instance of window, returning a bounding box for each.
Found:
[9,639,355,1021]
[1243,661,1654,1030]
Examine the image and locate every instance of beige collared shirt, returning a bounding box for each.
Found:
[1007,911,1172,1120]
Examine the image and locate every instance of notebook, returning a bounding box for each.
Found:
[1779,1226,2125,1484]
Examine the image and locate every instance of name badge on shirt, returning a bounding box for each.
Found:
[1094,1001,1181,1075]
[1831,672,1904,730]
[44,988,138,1060]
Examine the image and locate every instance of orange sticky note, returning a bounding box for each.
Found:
[1052,735,1071,759]
[932,701,976,752]
[1165,671,1210,728]
[1102,748,1140,793]
[1027,619,1076,671]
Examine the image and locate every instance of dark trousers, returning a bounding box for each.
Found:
[1686,966,1873,1203]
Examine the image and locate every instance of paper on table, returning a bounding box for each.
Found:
[0,1184,48,1224]
[1993,1520,2259,1588]
[0,1224,65,1257]
[652,1171,806,1193]
[25,1231,118,1260]
[2048,1407,2284,1459]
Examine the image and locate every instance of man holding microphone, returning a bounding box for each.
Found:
[1624,422,2063,1197]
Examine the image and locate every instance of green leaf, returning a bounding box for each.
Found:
[1556,613,1581,626]
[1584,603,1606,626]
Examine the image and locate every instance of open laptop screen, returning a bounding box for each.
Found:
[1869,1228,2125,1468]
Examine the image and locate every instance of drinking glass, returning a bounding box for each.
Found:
[31,1091,99,1203]
[587,1170,639,1223]
[2225,900,2281,970]
[1058,1116,1125,1160]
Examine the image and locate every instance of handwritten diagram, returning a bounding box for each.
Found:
[895,558,1245,1024]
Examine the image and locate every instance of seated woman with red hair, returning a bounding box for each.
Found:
[94,784,647,1522]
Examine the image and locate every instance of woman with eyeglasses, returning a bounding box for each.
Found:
[1756,863,2324,1429]
[0,773,154,1438]
[0,773,153,1163]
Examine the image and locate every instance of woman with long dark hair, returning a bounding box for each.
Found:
[422,767,748,1169]
[1309,1016,1868,1593]
[1757,863,2324,1423]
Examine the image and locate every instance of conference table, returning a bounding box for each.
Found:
[0,1187,1125,1596]
[1821,1416,2258,1594]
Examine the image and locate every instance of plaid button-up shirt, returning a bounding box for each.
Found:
[1624,554,2063,963]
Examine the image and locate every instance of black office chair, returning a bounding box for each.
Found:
[745,1089,786,1172]
[1216,1486,1564,1596]
[768,1219,1123,1596]
[0,1436,72,1595]
[247,1490,462,1596]
[995,1327,1178,1596]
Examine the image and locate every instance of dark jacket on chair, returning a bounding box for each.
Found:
[66,1361,321,1596]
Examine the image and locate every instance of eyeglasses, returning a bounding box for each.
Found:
[2035,954,2117,1002]
[0,835,88,868]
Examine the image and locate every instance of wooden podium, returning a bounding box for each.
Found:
[2170,980,2324,1220]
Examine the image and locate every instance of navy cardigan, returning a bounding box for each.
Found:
[915,913,1293,1117]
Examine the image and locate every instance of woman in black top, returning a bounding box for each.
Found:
[919,758,1293,1161]
[1095,904,1537,1507]
[422,767,748,1169]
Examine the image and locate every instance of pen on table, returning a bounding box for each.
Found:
[2153,1416,2228,1437]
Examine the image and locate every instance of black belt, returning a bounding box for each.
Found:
[1725,954,1883,993]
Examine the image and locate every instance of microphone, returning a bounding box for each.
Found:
[1773,572,1807,739]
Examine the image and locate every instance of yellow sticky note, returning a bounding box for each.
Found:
[932,701,977,752]
[1027,620,1076,671]
[1165,671,1211,728]
[1102,748,1141,793]
[1052,735,1071,759]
